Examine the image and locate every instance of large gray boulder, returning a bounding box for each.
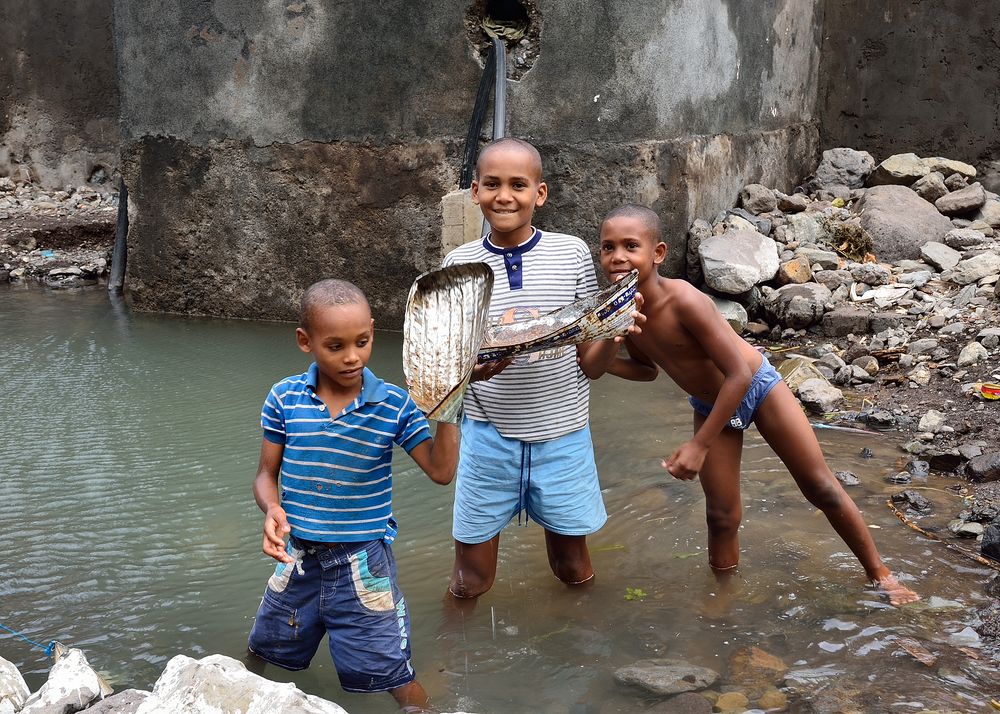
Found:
[922,157,976,178]
[699,230,779,295]
[135,655,349,714]
[21,647,111,714]
[739,184,777,214]
[763,283,832,329]
[920,241,962,271]
[813,148,876,190]
[0,656,29,712]
[853,185,954,262]
[797,378,845,413]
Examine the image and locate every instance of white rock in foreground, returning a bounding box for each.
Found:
[0,655,30,711]
[21,647,109,714]
[135,654,350,714]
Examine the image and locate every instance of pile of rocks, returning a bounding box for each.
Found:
[0,177,117,288]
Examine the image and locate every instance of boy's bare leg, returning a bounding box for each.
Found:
[694,411,745,572]
[544,531,594,585]
[390,680,429,711]
[448,536,500,599]
[753,382,919,605]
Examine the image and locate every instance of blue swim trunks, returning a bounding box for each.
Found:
[452,417,607,544]
[687,355,782,431]
[248,537,415,693]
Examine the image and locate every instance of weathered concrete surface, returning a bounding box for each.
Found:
[819,0,1000,164]
[0,0,120,188]
[114,0,825,323]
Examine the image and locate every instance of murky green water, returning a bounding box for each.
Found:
[2,285,997,713]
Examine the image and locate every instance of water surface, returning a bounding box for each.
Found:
[1,285,997,712]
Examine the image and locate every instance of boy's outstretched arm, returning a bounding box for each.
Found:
[664,290,752,480]
[252,438,294,564]
[408,421,459,485]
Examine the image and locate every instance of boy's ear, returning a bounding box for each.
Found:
[653,241,667,266]
[369,318,375,335]
[470,180,480,205]
[534,181,548,208]
[295,327,312,354]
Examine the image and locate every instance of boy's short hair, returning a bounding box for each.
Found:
[475,137,543,181]
[602,203,662,240]
[299,279,370,330]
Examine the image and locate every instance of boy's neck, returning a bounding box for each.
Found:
[314,370,364,412]
[487,224,536,249]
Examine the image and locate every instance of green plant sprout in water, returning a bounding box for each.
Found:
[624,587,647,601]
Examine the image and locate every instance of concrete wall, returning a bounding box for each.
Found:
[819,0,1000,165]
[0,0,120,188]
[115,0,825,326]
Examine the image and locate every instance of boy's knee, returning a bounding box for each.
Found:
[706,504,742,535]
[449,572,494,599]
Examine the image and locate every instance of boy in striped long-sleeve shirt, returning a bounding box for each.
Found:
[247,279,458,710]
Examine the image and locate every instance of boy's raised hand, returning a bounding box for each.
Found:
[263,504,294,563]
[662,439,709,481]
[471,357,513,382]
[613,292,645,343]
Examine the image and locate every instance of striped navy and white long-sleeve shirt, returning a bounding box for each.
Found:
[443,228,599,442]
[261,363,432,543]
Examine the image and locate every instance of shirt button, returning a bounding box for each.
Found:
[506,252,512,258]
[512,265,518,271]
[319,404,326,411]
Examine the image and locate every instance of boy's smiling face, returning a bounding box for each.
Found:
[472,145,547,244]
[296,303,374,392]
[599,215,666,284]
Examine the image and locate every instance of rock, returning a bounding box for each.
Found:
[821,307,870,337]
[709,295,749,334]
[870,153,929,185]
[727,207,773,236]
[764,283,832,329]
[982,525,1000,562]
[908,364,931,386]
[687,219,713,284]
[777,192,808,213]
[784,212,827,244]
[977,327,1000,349]
[966,452,1000,482]
[911,171,948,202]
[919,241,962,271]
[923,157,977,178]
[944,228,991,249]
[858,408,896,427]
[918,410,946,433]
[928,452,964,472]
[854,185,954,262]
[870,312,913,332]
[797,378,844,413]
[740,184,777,214]
[834,470,859,486]
[727,645,788,692]
[957,341,988,366]
[887,472,912,485]
[699,230,780,294]
[714,691,750,712]
[850,263,891,286]
[935,182,987,216]
[907,338,939,355]
[0,656,29,711]
[851,355,879,375]
[757,688,787,710]
[958,443,984,460]
[972,198,1000,228]
[776,357,827,392]
[813,269,853,289]
[794,247,840,270]
[905,460,930,477]
[645,692,713,713]
[813,148,876,190]
[134,655,348,714]
[891,489,931,512]
[613,659,719,696]
[946,251,1000,285]
[816,352,847,371]
[21,647,110,714]
[83,690,150,714]
[776,257,813,285]
[956,521,985,538]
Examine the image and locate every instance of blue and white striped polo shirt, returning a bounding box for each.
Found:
[261,363,432,543]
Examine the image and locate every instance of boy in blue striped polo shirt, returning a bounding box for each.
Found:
[247,279,458,710]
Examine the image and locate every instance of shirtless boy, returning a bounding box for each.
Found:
[578,204,918,605]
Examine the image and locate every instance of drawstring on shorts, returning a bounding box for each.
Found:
[517,441,532,525]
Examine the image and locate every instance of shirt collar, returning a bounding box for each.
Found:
[305,363,389,405]
[482,227,541,256]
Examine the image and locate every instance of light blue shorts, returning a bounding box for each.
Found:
[452,417,607,544]
[688,355,782,431]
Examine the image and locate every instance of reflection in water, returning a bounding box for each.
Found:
[1,285,997,713]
